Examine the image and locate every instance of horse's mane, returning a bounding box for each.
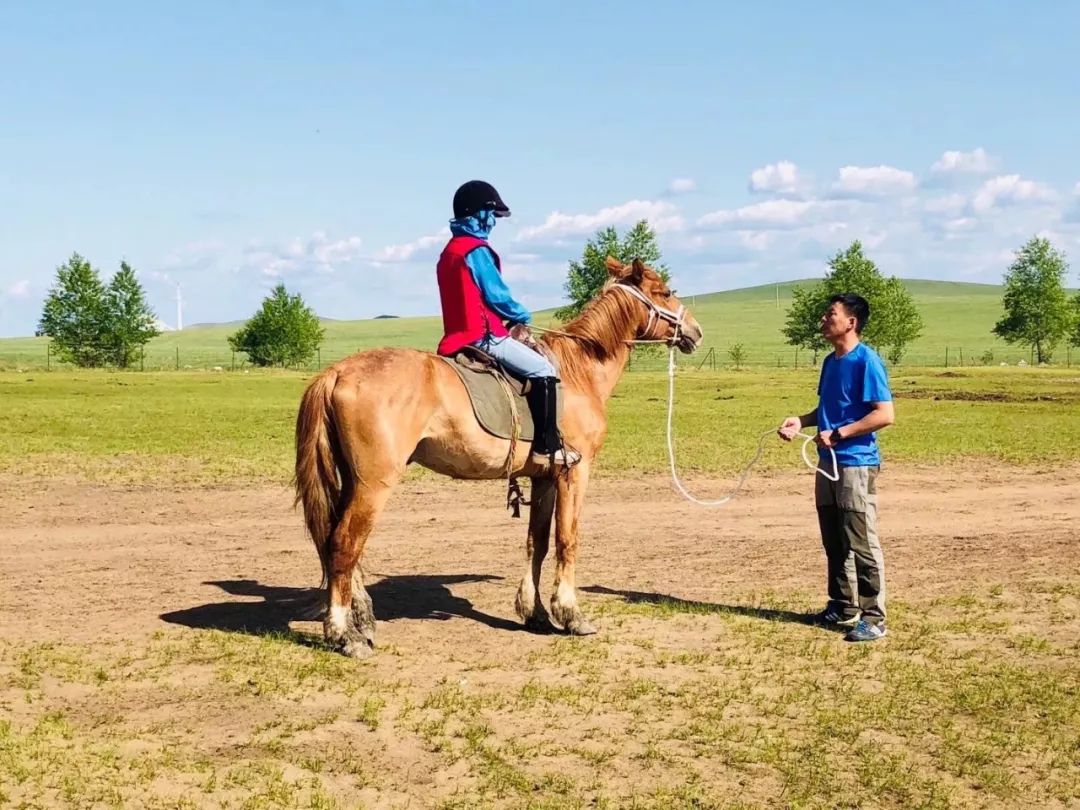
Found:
[541,281,640,389]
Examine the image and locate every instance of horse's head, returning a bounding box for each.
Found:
[604,256,703,354]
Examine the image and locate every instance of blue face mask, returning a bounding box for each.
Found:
[450,209,497,240]
[476,210,496,234]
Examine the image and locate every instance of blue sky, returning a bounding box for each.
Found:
[2,2,1079,336]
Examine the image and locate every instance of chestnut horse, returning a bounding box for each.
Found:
[293,257,703,658]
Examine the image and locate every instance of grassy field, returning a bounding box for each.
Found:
[3,364,1080,484]
[3,346,1079,808]
[3,279,1076,372]
[3,584,1077,809]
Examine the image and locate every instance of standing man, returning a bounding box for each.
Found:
[778,293,895,642]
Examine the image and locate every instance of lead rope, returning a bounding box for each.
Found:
[664,348,838,507]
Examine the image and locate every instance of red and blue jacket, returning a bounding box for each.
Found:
[436,212,531,356]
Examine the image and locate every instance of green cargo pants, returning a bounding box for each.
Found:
[815,465,886,625]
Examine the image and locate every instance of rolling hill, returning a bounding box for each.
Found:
[1,279,1072,370]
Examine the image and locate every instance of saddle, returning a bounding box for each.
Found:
[438,343,563,442]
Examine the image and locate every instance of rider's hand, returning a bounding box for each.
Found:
[509,323,537,347]
[777,416,801,442]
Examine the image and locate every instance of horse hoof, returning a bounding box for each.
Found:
[566,617,598,636]
[341,638,376,660]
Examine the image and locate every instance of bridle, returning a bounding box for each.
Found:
[611,281,687,346]
[528,279,689,347]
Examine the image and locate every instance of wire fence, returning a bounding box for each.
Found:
[1,340,1074,373]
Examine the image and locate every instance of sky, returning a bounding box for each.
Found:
[2,1,1079,336]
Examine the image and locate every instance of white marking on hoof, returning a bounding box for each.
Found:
[551,580,579,628]
[329,604,350,634]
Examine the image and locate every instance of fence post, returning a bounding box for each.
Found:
[140,346,145,372]
[231,350,236,371]
[176,346,180,370]
[794,347,799,369]
[959,347,964,366]
[945,347,949,368]
[46,342,50,371]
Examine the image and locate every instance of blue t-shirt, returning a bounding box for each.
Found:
[816,342,892,467]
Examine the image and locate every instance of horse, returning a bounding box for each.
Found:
[293,256,703,658]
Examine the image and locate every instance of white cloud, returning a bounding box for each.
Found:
[738,231,775,251]
[697,199,836,230]
[832,165,917,197]
[931,148,997,174]
[971,175,1057,213]
[514,200,684,243]
[923,193,968,216]
[667,177,697,195]
[5,280,30,298]
[311,233,363,265]
[243,231,365,277]
[941,217,978,237]
[372,228,449,263]
[749,160,801,194]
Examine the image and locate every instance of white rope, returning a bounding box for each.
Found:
[664,348,839,507]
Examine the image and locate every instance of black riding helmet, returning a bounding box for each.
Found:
[453,180,511,219]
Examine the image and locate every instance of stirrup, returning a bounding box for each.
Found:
[531,445,582,469]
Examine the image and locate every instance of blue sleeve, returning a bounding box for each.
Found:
[464,247,532,325]
[862,352,892,403]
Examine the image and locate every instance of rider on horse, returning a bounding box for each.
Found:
[436,180,581,468]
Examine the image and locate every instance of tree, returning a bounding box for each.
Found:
[38,253,110,367]
[782,241,924,364]
[727,342,746,370]
[104,261,160,368]
[993,236,1072,364]
[228,283,325,367]
[555,220,669,321]
[876,276,924,365]
[1070,292,1080,350]
[782,285,829,364]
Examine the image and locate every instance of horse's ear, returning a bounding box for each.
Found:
[605,255,624,278]
[629,257,646,285]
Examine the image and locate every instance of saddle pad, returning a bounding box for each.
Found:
[439,356,563,442]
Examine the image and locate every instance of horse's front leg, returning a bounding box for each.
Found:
[550,462,597,636]
[515,477,557,632]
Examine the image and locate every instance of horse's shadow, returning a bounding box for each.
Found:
[581,585,831,629]
[160,574,526,641]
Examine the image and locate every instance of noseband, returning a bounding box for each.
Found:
[613,282,687,346]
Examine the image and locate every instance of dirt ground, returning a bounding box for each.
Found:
[2,465,1079,808]
[4,465,1078,645]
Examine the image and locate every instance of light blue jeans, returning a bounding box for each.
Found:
[475,335,555,379]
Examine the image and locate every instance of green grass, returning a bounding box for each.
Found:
[2,583,1076,808]
[2,365,1079,484]
[4,278,1076,371]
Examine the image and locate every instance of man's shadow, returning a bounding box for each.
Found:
[581,585,834,629]
[160,574,527,641]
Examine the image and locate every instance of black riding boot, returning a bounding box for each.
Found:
[524,377,580,467]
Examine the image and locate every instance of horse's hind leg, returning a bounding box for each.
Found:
[515,477,556,632]
[324,482,394,659]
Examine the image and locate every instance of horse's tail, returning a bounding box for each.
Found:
[294,367,342,588]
